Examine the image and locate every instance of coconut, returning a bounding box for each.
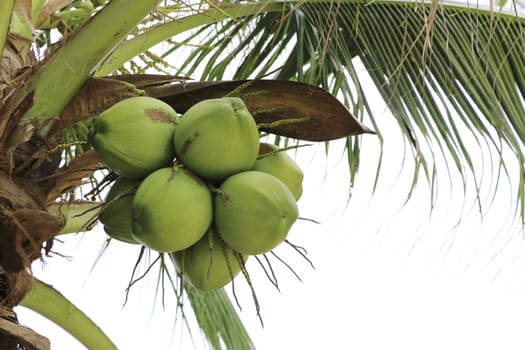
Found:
[173,97,259,182]
[103,226,138,245]
[131,167,213,252]
[88,96,179,179]
[214,170,299,255]
[98,177,140,244]
[171,227,247,291]
[252,143,304,200]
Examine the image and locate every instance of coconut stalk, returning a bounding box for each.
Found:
[21,0,162,136]
[48,201,101,235]
[20,278,118,350]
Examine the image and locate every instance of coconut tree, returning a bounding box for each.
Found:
[0,0,524,349]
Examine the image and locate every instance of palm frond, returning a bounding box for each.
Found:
[150,0,525,220]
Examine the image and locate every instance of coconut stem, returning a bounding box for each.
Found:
[49,141,88,153]
[235,253,263,327]
[270,251,303,283]
[224,81,256,98]
[257,117,311,129]
[285,239,316,270]
[297,216,321,224]
[256,143,312,160]
[254,255,280,292]
[124,246,147,305]
[251,106,284,116]
[206,230,214,280]
[210,187,228,208]
[85,172,119,201]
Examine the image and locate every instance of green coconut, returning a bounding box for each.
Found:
[173,97,259,182]
[103,226,138,245]
[131,167,213,252]
[214,170,299,255]
[98,177,140,244]
[171,228,247,291]
[88,96,179,179]
[252,143,304,200]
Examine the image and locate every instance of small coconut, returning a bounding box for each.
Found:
[89,96,179,179]
[214,171,299,255]
[173,97,259,182]
[131,167,213,252]
[171,227,247,291]
[98,177,140,244]
[253,143,304,200]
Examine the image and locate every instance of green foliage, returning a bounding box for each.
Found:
[23,0,162,133]
[152,1,525,220]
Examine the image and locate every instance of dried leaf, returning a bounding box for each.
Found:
[0,173,59,271]
[13,208,63,262]
[0,84,33,153]
[49,77,142,135]
[0,34,35,88]
[0,318,50,350]
[55,77,374,141]
[0,206,63,272]
[0,34,35,151]
[0,269,34,318]
[12,0,34,39]
[147,80,375,141]
[49,75,188,135]
[46,149,102,202]
[112,73,188,88]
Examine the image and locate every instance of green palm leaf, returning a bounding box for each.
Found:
[143,0,525,219]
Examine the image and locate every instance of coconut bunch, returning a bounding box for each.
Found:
[88,96,304,291]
